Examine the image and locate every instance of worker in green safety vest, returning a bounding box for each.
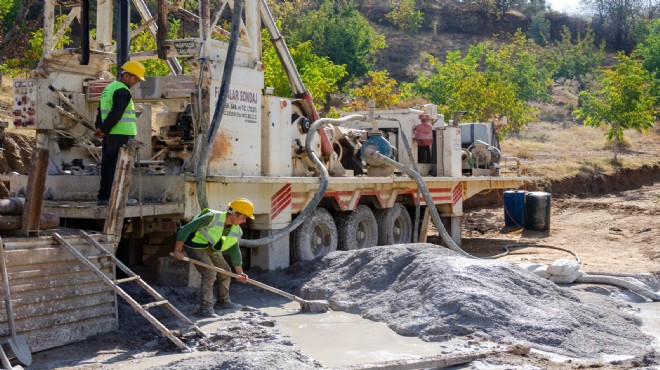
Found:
[94,60,146,206]
[172,198,254,318]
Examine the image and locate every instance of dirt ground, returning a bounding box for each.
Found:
[455,183,660,276]
[16,181,659,370]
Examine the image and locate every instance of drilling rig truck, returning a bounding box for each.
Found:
[8,0,533,275]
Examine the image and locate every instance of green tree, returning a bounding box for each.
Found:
[290,1,386,86]
[633,19,660,106]
[0,0,14,24]
[349,70,401,110]
[527,12,550,45]
[130,19,182,77]
[574,52,655,161]
[412,45,537,135]
[385,0,424,35]
[262,32,346,111]
[549,26,605,89]
[1,14,71,73]
[485,30,553,102]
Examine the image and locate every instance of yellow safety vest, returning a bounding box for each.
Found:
[100,81,137,136]
[189,209,242,252]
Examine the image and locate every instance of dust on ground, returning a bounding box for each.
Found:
[458,183,660,275]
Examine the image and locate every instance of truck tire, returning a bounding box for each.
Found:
[335,205,378,251]
[291,208,338,262]
[374,204,412,245]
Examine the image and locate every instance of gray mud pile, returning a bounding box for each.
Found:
[299,244,655,359]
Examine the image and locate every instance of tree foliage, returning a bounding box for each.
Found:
[411,44,537,135]
[262,31,346,109]
[0,0,15,25]
[574,52,655,160]
[485,30,554,102]
[547,26,604,88]
[385,0,424,35]
[130,19,181,77]
[633,18,660,105]
[527,11,550,45]
[349,70,401,110]
[583,0,650,52]
[289,0,386,87]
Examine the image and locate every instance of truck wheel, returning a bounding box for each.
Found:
[291,208,338,262]
[335,205,378,251]
[374,204,412,245]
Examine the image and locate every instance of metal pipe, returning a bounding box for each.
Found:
[80,0,89,65]
[117,0,130,75]
[259,0,333,159]
[240,114,367,247]
[46,102,95,131]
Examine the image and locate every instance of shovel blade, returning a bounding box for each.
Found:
[6,336,31,366]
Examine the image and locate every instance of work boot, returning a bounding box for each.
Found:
[195,308,219,318]
[214,300,243,310]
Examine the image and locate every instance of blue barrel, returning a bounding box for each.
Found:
[525,191,551,231]
[503,190,525,227]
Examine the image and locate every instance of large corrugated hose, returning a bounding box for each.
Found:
[240,115,367,247]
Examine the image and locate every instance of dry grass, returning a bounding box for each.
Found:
[503,120,660,182]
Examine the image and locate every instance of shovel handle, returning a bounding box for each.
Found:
[0,237,17,337]
[170,253,303,304]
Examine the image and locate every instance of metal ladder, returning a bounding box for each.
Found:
[51,231,205,352]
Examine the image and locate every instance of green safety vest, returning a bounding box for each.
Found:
[188,209,242,252]
[100,80,137,136]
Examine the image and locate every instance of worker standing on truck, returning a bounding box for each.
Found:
[94,60,146,206]
[172,198,253,318]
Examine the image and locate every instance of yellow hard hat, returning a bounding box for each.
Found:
[229,198,255,219]
[121,60,146,81]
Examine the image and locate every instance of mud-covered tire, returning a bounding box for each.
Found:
[374,204,412,245]
[291,208,338,262]
[335,205,378,251]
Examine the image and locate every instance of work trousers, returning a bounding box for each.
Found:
[186,248,232,310]
[98,134,133,201]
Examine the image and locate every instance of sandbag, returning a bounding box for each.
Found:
[547,259,580,276]
[549,269,584,284]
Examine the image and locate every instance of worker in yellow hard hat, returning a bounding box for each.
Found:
[172,198,254,318]
[94,60,146,206]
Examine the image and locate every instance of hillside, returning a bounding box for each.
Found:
[1,75,659,189]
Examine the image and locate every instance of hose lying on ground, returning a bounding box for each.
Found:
[362,147,660,301]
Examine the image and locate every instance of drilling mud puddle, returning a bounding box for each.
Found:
[240,296,503,368]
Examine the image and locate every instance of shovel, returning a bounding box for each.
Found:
[0,237,32,366]
[171,253,330,313]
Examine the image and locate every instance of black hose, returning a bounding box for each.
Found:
[195,0,243,209]
[240,115,366,247]
[363,147,475,258]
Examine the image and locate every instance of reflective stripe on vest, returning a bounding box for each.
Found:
[100,80,137,136]
[190,209,243,252]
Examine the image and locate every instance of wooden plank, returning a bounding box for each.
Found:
[21,317,117,353]
[0,234,119,353]
[9,271,112,294]
[21,148,49,235]
[417,206,431,243]
[0,294,115,324]
[6,262,113,282]
[104,145,134,238]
